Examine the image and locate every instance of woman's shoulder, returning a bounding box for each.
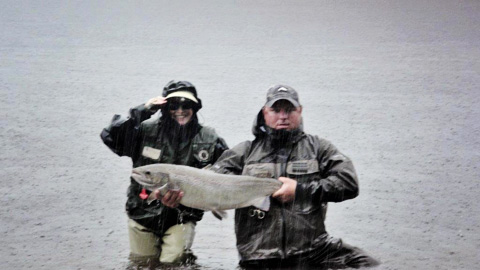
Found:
[198,125,220,137]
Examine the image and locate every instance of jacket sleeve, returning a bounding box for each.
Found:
[210,141,251,175]
[100,104,156,157]
[295,137,359,203]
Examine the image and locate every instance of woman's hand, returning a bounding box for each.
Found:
[145,96,167,111]
[153,189,184,208]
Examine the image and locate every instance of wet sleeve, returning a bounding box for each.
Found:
[295,138,359,203]
[100,104,156,157]
[210,141,251,175]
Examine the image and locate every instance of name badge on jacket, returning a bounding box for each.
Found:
[142,146,161,160]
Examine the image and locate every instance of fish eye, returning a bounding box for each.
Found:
[145,171,151,175]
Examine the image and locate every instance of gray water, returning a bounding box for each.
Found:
[1,1,479,269]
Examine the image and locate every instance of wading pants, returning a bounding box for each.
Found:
[239,236,379,269]
[127,218,195,263]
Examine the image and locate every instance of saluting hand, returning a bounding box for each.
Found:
[272,177,297,203]
[145,96,167,111]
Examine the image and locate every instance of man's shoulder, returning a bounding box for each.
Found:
[233,140,253,149]
[300,133,333,148]
[299,132,320,141]
[227,140,253,156]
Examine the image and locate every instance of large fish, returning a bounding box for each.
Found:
[131,163,282,219]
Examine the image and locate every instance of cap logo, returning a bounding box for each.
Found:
[277,87,288,92]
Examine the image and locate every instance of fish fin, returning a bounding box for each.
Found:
[167,182,180,191]
[158,183,170,195]
[202,164,213,170]
[211,210,227,220]
[251,196,271,211]
[146,184,170,205]
[146,193,156,205]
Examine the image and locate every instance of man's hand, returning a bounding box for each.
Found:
[153,189,184,208]
[145,96,167,111]
[272,177,297,203]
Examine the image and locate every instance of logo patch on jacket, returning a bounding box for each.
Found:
[198,149,210,161]
[142,146,161,160]
[291,162,309,173]
[193,143,213,163]
[286,160,319,175]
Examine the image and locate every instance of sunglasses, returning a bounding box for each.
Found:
[167,101,195,110]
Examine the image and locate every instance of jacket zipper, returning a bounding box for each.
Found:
[277,145,293,259]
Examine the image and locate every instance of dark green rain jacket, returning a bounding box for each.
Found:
[101,104,228,235]
[211,111,359,263]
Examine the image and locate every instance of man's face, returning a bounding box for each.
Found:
[167,98,194,125]
[262,100,302,130]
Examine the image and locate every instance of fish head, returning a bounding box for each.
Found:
[131,164,170,191]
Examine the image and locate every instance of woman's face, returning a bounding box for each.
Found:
[167,98,195,125]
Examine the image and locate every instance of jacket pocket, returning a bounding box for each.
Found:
[242,163,276,178]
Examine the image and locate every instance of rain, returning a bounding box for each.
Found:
[1,0,479,269]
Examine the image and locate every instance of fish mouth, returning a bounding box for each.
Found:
[131,170,157,189]
[131,170,144,182]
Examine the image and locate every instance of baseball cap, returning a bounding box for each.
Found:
[265,85,301,107]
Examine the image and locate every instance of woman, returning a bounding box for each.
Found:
[100,80,228,265]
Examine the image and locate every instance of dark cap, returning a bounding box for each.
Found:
[265,84,301,107]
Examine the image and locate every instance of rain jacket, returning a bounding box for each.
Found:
[211,111,359,263]
[101,104,228,235]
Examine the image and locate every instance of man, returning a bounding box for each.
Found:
[100,80,228,265]
[209,85,379,268]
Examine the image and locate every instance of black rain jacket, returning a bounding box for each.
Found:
[101,104,228,235]
[211,111,358,262]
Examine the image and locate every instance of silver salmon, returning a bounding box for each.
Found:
[131,163,282,219]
